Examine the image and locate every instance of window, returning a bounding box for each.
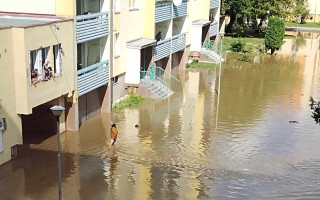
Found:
[29,47,49,84]
[114,33,120,57]
[53,44,62,76]
[129,0,139,9]
[115,0,121,12]
[112,75,119,84]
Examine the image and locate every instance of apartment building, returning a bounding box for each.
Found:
[0,0,76,164]
[0,0,221,166]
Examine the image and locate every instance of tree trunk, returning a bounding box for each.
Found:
[271,49,275,55]
[226,13,236,33]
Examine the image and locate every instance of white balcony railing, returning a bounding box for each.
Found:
[210,0,219,9]
[76,12,109,43]
[210,21,218,37]
[154,33,186,61]
[77,60,109,96]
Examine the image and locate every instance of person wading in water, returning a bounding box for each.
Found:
[110,123,119,148]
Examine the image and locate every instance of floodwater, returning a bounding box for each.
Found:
[1,38,320,200]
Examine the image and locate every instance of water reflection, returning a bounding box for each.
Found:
[0,39,320,199]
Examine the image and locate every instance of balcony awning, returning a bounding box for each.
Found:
[127,38,157,49]
[192,19,211,27]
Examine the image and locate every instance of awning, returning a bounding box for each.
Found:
[192,19,211,27]
[126,37,157,49]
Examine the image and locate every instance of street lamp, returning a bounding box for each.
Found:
[50,105,65,200]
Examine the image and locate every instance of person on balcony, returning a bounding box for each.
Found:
[43,59,52,81]
[155,31,162,42]
[31,69,39,85]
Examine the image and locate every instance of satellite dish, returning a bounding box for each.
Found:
[173,0,182,6]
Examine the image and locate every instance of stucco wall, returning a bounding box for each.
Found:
[21,20,75,114]
[0,28,24,165]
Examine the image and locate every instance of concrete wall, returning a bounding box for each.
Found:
[125,48,140,85]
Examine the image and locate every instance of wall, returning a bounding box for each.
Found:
[0,28,24,165]
[125,48,140,85]
[141,0,156,38]
[0,0,56,15]
[21,20,75,114]
[56,0,75,16]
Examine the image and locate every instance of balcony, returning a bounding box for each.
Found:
[77,60,109,96]
[172,33,186,53]
[210,0,219,9]
[173,0,188,18]
[210,21,218,37]
[155,2,172,23]
[154,33,186,61]
[76,12,109,44]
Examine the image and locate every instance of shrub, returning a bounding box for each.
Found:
[265,17,285,54]
[229,40,245,52]
[310,97,320,124]
[112,93,144,110]
[240,54,250,62]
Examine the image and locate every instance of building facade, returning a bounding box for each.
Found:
[0,0,221,165]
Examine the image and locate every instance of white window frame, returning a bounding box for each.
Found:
[129,0,139,9]
[53,44,62,76]
[114,33,120,57]
[114,0,121,12]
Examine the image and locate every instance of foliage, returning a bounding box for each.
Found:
[186,60,219,68]
[222,0,310,33]
[229,40,245,52]
[310,97,320,124]
[112,93,144,110]
[264,17,285,54]
[240,54,250,62]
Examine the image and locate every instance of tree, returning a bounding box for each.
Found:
[310,97,320,124]
[294,0,310,23]
[264,17,285,54]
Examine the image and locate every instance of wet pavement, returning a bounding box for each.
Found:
[1,38,320,200]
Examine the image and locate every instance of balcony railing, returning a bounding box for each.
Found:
[155,1,187,23]
[210,21,218,37]
[154,38,171,61]
[172,33,186,53]
[210,0,220,9]
[77,60,109,96]
[155,2,172,23]
[76,12,109,44]
[173,0,188,18]
[154,33,186,61]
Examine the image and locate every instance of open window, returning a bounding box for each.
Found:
[53,44,62,76]
[29,47,49,85]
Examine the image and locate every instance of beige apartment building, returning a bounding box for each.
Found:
[0,0,222,166]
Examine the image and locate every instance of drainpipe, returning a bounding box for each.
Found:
[109,0,114,112]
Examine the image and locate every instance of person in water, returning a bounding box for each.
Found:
[110,123,119,148]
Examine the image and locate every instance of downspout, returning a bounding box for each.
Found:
[109,0,114,112]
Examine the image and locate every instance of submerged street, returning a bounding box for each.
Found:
[1,37,320,200]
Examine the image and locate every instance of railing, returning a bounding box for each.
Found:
[155,2,172,23]
[210,21,218,37]
[154,38,171,61]
[173,0,188,18]
[172,33,186,53]
[76,12,109,43]
[210,0,220,9]
[202,40,214,50]
[77,60,109,96]
[150,65,180,92]
[154,33,186,61]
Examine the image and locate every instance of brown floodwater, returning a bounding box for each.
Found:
[1,38,320,200]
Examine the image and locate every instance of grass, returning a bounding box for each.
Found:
[112,93,144,111]
[222,36,265,54]
[285,21,320,28]
[186,60,219,68]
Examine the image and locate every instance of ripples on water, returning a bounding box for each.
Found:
[1,50,320,199]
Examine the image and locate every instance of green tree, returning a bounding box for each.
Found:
[294,0,310,23]
[264,17,285,54]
